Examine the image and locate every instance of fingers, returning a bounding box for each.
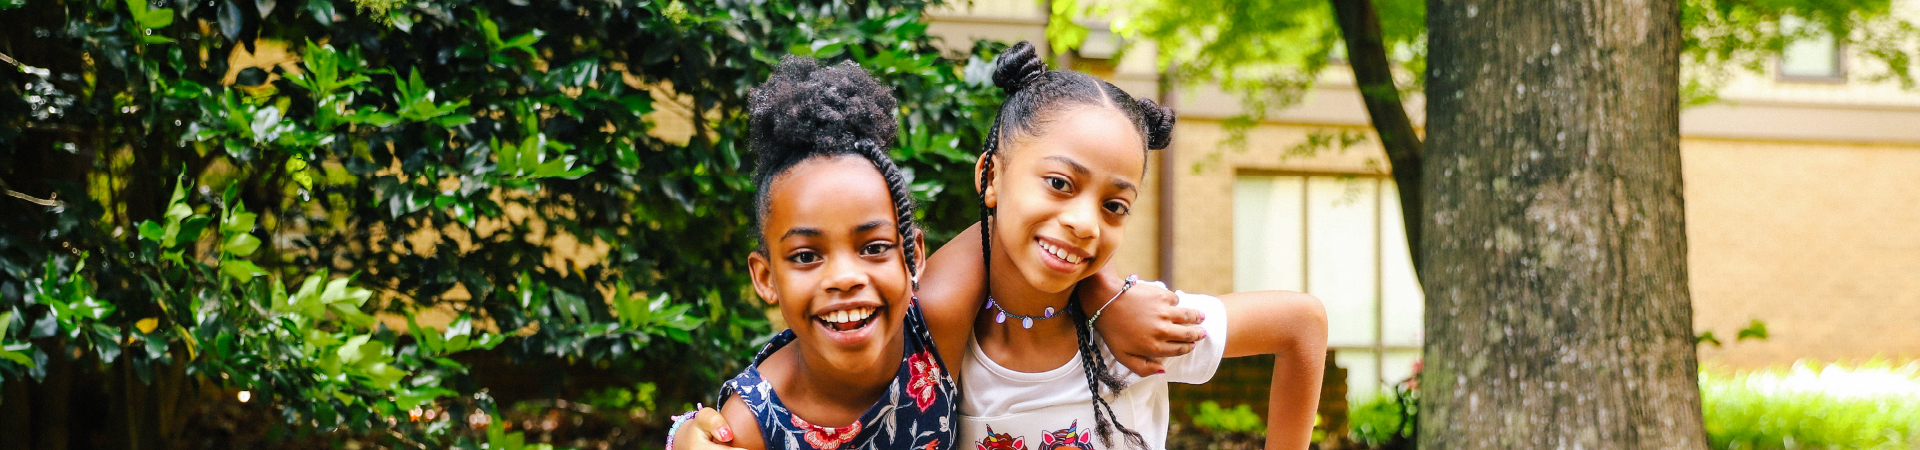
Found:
[675,408,742,450]
[1114,352,1167,376]
[1158,341,1197,358]
[1156,322,1207,346]
[1164,305,1205,326]
[697,408,734,443]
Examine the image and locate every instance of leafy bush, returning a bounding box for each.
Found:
[0,0,1000,445]
[1348,390,1416,449]
[1702,361,1920,450]
[1193,400,1267,434]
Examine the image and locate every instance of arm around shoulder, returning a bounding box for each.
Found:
[915,222,988,366]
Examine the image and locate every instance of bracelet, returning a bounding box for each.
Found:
[665,403,703,450]
[1086,274,1139,327]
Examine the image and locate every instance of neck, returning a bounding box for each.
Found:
[776,333,904,427]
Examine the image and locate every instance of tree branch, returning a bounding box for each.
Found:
[1331,0,1426,275]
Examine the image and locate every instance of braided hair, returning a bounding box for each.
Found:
[750,56,921,288]
[976,41,1175,450]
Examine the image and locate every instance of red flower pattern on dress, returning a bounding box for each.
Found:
[790,414,861,450]
[924,439,941,450]
[906,350,942,412]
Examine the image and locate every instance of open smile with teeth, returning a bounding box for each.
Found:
[1039,240,1089,264]
[816,306,879,332]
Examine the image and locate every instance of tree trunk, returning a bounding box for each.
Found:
[1330,0,1426,275]
[1420,0,1706,449]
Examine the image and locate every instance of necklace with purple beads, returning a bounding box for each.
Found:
[984,296,1061,329]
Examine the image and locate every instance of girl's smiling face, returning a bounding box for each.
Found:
[981,106,1148,295]
[749,155,915,375]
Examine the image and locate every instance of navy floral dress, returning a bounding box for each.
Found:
[719,302,958,450]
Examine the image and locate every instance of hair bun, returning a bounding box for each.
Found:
[1136,98,1175,150]
[992,41,1047,95]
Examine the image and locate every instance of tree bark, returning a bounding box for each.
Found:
[1330,0,1426,275]
[1420,0,1706,449]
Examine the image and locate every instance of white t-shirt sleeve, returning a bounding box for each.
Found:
[1144,282,1229,385]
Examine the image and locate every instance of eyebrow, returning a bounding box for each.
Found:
[1045,155,1138,194]
[1043,156,1091,177]
[855,220,888,233]
[779,227,822,241]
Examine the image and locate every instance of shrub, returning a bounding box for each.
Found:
[1702,361,1920,450]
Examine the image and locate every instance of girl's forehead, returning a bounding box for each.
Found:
[1007,108,1148,176]
[763,156,896,232]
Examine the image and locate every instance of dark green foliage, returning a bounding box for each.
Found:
[0,0,1000,444]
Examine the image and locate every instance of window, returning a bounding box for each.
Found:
[1779,16,1845,81]
[1234,175,1422,403]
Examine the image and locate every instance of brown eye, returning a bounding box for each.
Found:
[1105,201,1131,216]
[1045,176,1071,192]
[861,242,894,256]
[788,251,822,265]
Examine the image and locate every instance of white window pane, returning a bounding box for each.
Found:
[1233,176,1304,292]
[1379,350,1423,390]
[1334,349,1381,404]
[1308,177,1379,348]
[1781,16,1841,78]
[1379,183,1425,348]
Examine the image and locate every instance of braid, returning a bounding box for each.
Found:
[852,140,922,289]
[979,122,999,313]
[1069,301,1149,450]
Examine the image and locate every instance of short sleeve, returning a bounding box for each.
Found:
[1161,288,1229,384]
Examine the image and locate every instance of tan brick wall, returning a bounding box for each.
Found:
[1683,139,1920,368]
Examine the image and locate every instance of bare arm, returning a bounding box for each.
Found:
[1220,290,1327,450]
[916,223,990,371]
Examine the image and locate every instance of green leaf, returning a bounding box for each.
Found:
[0,311,13,337]
[220,259,267,279]
[221,233,261,256]
[0,348,32,368]
[1736,320,1769,341]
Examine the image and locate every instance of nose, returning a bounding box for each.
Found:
[1058,197,1099,240]
[821,254,869,295]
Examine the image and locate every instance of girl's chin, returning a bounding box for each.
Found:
[1020,266,1082,295]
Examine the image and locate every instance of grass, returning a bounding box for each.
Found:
[1702,360,1920,450]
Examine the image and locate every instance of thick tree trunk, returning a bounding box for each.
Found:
[1420,1,1706,449]
[1330,0,1426,274]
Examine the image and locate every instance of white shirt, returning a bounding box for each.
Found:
[958,288,1229,450]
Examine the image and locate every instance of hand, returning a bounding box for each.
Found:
[1075,271,1206,375]
[673,407,744,450]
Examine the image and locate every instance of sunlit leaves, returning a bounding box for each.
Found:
[124,0,176,44]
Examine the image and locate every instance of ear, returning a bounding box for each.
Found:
[911,228,928,281]
[748,251,779,306]
[1012,437,1024,449]
[974,153,999,209]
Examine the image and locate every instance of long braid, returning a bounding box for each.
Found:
[1070,300,1149,450]
[851,140,921,289]
[978,121,999,319]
